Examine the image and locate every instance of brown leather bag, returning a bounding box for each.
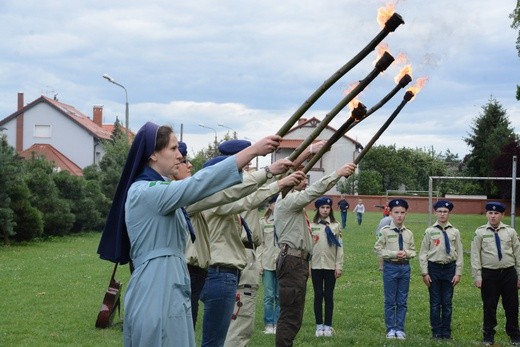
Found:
[95,264,122,328]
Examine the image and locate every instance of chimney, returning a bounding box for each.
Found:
[298,118,307,126]
[16,92,24,152]
[17,92,24,110]
[93,105,103,127]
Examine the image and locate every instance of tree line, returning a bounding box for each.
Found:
[1,99,518,245]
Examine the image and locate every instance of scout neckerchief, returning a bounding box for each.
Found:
[434,224,451,254]
[239,216,253,243]
[489,226,503,261]
[393,227,403,250]
[319,220,341,247]
[135,166,196,243]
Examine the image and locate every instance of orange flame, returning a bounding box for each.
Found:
[394,53,408,65]
[344,81,362,111]
[394,64,412,84]
[407,76,429,98]
[373,42,390,67]
[348,97,362,112]
[377,4,395,29]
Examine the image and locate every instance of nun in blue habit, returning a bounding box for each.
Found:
[97,122,244,347]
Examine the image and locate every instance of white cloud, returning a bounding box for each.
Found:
[0,0,518,162]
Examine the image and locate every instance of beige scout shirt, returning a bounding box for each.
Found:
[257,215,278,271]
[274,171,341,254]
[471,222,520,282]
[419,222,464,276]
[184,169,271,269]
[237,210,262,288]
[374,221,416,261]
[310,218,344,271]
[206,177,281,270]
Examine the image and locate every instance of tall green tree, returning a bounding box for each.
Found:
[98,121,131,199]
[359,145,414,191]
[53,171,107,232]
[463,97,518,196]
[0,133,17,244]
[492,139,520,201]
[23,156,74,236]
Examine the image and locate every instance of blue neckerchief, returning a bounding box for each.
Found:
[434,224,451,255]
[135,166,196,243]
[490,227,502,261]
[319,220,341,247]
[240,216,253,243]
[394,228,403,251]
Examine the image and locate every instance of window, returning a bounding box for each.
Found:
[34,125,51,138]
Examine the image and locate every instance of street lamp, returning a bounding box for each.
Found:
[217,123,237,139]
[102,74,129,136]
[198,123,218,154]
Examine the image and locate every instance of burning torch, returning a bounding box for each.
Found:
[285,50,395,162]
[276,10,404,137]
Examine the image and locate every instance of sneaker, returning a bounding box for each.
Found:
[395,331,406,340]
[386,329,396,339]
[323,325,334,337]
[315,324,324,337]
[264,324,275,334]
[482,336,494,345]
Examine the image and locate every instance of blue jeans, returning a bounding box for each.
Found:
[200,267,239,347]
[356,212,363,225]
[383,262,411,332]
[340,211,347,229]
[428,262,455,338]
[263,270,280,325]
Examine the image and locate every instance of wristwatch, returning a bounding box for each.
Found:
[264,166,274,179]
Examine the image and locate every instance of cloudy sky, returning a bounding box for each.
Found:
[0,0,518,165]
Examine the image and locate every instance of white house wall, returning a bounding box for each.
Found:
[275,124,359,196]
[10,103,96,168]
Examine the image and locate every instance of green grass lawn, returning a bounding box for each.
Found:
[0,211,515,346]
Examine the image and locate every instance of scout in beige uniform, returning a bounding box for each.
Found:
[310,196,343,337]
[223,201,263,347]
[274,161,356,347]
[470,202,520,346]
[419,200,463,340]
[258,194,280,334]
[198,143,306,347]
[374,199,415,340]
[176,140,289,327]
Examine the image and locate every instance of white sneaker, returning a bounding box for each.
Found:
[395,331,406,340]
[323,325,334,337]
[386,329,396,339]
[315,324,324,337]
[264,324,275,334]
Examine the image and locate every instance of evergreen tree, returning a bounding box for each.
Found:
[0,133,17,244]
[463,97,518,196]
[493,139,520,201]
[53,171,107,232]
[98,121,131,199]
[23,156,74,236]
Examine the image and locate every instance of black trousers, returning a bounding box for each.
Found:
[481,267,520,339]
[311,269,336,326]
[276,253,309,347]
